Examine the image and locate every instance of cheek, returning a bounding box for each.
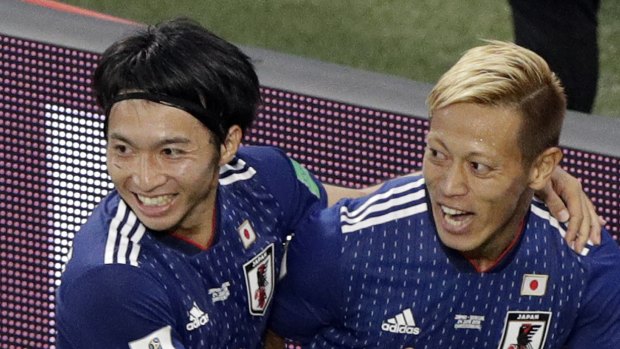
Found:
[422,162,440,188]
[106,156,124,182]
[475,180,526,215]
[175,159,220,184]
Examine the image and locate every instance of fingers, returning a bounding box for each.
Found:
[566,189,603,253]
[543,188,571,224]
[534,166,604,253]
[570,193,590,253]
[545,167,597,253]
[585,197,602,245]
[534,171,577,248]
[563,189,584,252]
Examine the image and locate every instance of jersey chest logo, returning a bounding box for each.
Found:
[243,243,275,316]
[381,308,421,335]
[498,311,551,349]
[185,302,210,331]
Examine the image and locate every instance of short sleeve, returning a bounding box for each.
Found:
[237,146,328,232]
[564,230,620,348]
[55,264,186,349]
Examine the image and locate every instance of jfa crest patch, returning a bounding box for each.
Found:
[243,243,275,316]
[498,311,551,349]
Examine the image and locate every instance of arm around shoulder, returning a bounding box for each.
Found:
[269,206,344,343]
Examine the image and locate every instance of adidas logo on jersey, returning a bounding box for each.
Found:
[185,302,210,331]
[381,308,421,335]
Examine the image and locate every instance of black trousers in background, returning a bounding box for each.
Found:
[509,0,600,113]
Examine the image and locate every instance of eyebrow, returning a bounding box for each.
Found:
[426,134,447,149]
[427,134,495,159]
[108,133,192,147]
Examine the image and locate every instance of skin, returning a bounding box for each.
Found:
[105,98,600,256]
[101,96,602,349]
[264,101,602,345]
[423,102,562,271]
[326,167,602,252]
[106,99,240,247]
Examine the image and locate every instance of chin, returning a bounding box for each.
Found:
[138,217,177,233]
[437,231,477,253]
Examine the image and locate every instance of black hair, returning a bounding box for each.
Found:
[93,17,260,142]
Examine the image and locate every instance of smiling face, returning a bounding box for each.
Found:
[106,99,225,237]
[423,102,536,265]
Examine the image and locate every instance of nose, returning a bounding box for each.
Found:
[440,163,468,197]
[131,154,166,191]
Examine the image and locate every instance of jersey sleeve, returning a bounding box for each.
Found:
[239,146,328,232]
[564,230,620,348]
[55,264,186,349]
[268,204,344,343]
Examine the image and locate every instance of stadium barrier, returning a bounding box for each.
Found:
[1,1,618,347]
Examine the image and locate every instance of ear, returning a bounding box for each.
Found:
[219,125,242,166]
[527,147,563,191]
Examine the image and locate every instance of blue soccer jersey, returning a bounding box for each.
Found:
[55,146,327,349]
[270,175,620,349]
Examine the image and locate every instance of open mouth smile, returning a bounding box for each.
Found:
[440,204,473,228]
[136,194,175,206]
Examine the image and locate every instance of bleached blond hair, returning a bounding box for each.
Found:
[427,41,566,164]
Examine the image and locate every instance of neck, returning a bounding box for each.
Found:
[463,190,533,272]
[465,219,525,272]
[172,187,219,249]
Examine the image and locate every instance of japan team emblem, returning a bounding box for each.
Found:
[243,243,275,316]
[498,311,551,349]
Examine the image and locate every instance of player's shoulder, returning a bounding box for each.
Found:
[233,145,287,163]
[219,146,296,187]
[222,145,324,208]
[337,174,429,234]
[55,262,168,344]
[222,146,287,176]
[65,191,148,276]
[527,199,619,261]
[69,191,122,256]
[59,262,159,300]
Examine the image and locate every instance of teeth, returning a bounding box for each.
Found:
[440,205,468,227]
[138,194,173,206]
[444,214,465,227]
[441,205,466,215]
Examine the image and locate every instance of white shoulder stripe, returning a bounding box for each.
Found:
[530,203,590,256]
[104,200,126,264]
[219,158,247,173]
[341,189,425,225]
[342,202,428,233]
[219,167,256,185]
[116,210,138,264]
[219,158,257,185]
[104,200,146,266]
[343,177,425,219]
[128,224,146,266]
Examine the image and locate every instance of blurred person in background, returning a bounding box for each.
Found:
[510,0,600,113]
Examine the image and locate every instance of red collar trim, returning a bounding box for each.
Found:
[466,219,525,273]
[171,207,217,251]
